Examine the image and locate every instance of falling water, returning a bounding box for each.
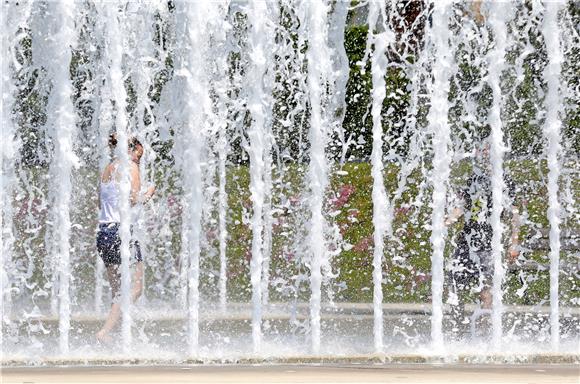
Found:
[174,1,215,354]
[368,1,391,353]
[305,0,331,354]
[542,1,564,352]
[392,4,430,210]
[327,1,350,166]
[41,0,79,354]
[427,0,453,350]
[127,2,159,302]
[246,1,274,353]
[260,35,276,307]
[210,15,231,313]
[486,1,511,350]
[103,1,133,352]
[93,13,114,314]
[7,0,39,337]
[217,108,229,313]
[261,132,273,306]
[0,0,25,327]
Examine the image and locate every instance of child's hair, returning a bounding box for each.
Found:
[128,136,142,150]
[109,133,142,150]
[108,133,118,148]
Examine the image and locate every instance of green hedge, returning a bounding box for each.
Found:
[221,160,579,306]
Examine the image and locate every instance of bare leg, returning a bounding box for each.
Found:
[132,261,143,302]
[480,286,492,310]
[96,262,144,343]
[471,0,485,25]
[96,265,120,343]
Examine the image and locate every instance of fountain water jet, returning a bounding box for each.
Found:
[542,1,564,352]
[246,0,277,353]
[215,61,230,314]
[93,13,114,315]
[0,0,30,330]
[173,1,218,354]
[367,1,393,353]
[101,1,134,353]
[40,0,79,354]
[304,0,332,354]
[486,1,511,350]
[427,0,453,351]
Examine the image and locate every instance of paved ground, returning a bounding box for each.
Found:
[2,364,579,384]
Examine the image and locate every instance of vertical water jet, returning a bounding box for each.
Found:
[261,134,273,307]
[214,45,230,312]
[542,1,564,352]
[367,0,393,354]
[42,0,78,354]
[93,3,115,315]
[102,1,133,352]
[175,1,212,354]
[327,0,350,166]
[0,0,27,327]
[305,0,331,354]
[427,0,453,350]
[218,122,228,312]
[486,1,511,350]
[246,0,276,352]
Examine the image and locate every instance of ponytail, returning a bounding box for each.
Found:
[108,133,118,148]
[108,133,141,150]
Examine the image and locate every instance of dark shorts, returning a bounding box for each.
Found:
[450,250,493,288]
[96,223,142,266]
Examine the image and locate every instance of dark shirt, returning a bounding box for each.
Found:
[455,166,515,257]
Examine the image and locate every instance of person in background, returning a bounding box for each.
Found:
[445,135,520,320]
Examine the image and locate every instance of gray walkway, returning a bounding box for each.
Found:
[2,364,579,384]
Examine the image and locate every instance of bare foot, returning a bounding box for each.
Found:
[96,330,113,345]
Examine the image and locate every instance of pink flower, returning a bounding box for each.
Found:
[395,206,411,217]
[284,251,295,262]
[353,235,373,253]
[415,272,429,283]
[289,195,301,207]
[272,217,285,232]
[332,184,355,209]
[206,229,217,241]
[167,194,183,217]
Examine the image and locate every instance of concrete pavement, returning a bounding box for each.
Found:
[2,364,579,384]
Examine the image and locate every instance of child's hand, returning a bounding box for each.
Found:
[141,185,156,203]
[507,247,519,264]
